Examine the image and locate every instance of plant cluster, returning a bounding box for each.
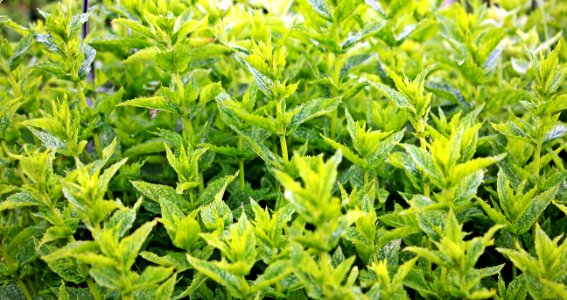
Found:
[1,0,566,299]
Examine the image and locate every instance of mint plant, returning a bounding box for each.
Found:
[1,0,566,299]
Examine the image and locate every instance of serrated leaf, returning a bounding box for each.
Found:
[0,192,39,212]
[118,96,174,112]
[289,97,342,132]
[370,81,412,109]
[123,47,159,64]
[234,54,274,98]
[512,186,558,234]
[156,273,177,299]
[113,19,155,39]
[27,127,66,151]
[543,125,567,143]
[9,33,33,70]
[308,0,333,20]
[35,33,63,56]
[78,44,96,80]
[321,135,367,168]
[118,220,157,269]
[186,256,248,298]
[197,173,238,206]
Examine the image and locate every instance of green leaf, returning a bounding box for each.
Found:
[289,97,342,132]
[78,44,96,80]
[476,197,511,226]
[234,54,274,98]
[117,96,175,112]
[369,81,412,109]
[404,144,441,184]
[223,102,276,133]
[426,82,471,110]
[118,220,157,269]
[0,192,39,212]
[27,127,66,151]
[197,173,238,206]
[123,47,159,64]
[512,186,558,234]
[137,266,174,286]
[156,273,177,299]
[35,33,63,55]
[200,198,233,230]
[251,259,293,292]
[57,282,70,300]
[173,215,201,251]
[0,285,25,300]
[113,19,155,39]
[89,265,121,290]
[140,251,193,272]
[186,256,248,298]
[308,0,333,20]
[543,125,567,143]
[9,33,34,70]
[131,180,190,212]
[321,135,367,168]
[451,155,506,184]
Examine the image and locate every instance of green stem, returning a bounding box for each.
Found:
[190,190,195,205]
[76,82,89,108]
[77,82,103,160]
[87,278,102,300]
[419,135,431,197]
[16,279,32,300]
[534,140,542,178]
[364,170,369,185]
[93,130,103,159]
[275,99,289,163]
[425,238,433,273]
[238,136,245,191]
[280,135,289,163]
[181,117,194,139]
[173,72,184,98]
[330,52,344,139]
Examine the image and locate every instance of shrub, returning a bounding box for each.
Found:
[1,0,566,299]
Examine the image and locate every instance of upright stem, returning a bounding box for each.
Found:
[199,173,205,193]
[77,82,103,159]
[16,279,32,300]
[76,82,90,108]
[534,140,542,178]
[182,117,194,137]
[93,131,103,158]
[419,135,430,198]
[280,135,289,163]
[275,100,289,163]
[238,136,245,190]
[330,52,344,139]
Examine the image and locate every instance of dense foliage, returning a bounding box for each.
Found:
[1,0,566,299]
